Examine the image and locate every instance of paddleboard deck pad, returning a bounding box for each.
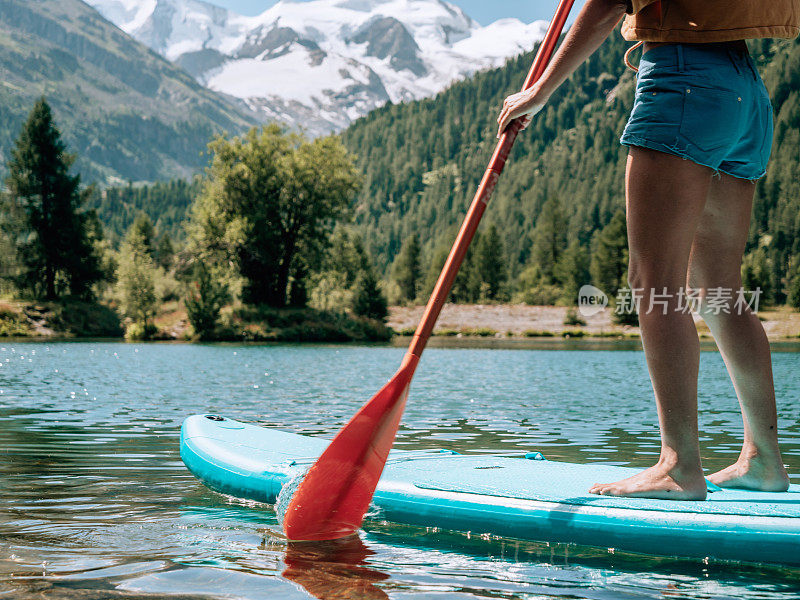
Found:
[180,414,800,566]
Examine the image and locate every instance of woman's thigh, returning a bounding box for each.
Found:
[688,174,756,290]
[625,147,713,288]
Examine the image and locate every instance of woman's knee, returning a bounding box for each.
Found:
[627,252,687,292]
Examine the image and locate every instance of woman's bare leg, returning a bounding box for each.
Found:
[688,173,789,491]
[589,147,710,500]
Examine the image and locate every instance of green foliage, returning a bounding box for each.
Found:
[0,0,257,184]
[393,235,421,303]
[340,30,633,282]
[590,210,630,317]
[563,307,586,327]
[449,242,481,302]
[188,125,361,307]
[340,31,800,308]
[309,271,352,312]
[523,329,556,337]
[116,224,158,336]
[130,214,156,257]
[742,247,775,305]
[438,225,510,304]
[555,241,591,304]
[530,199,568,286]
[46,299,123,337]
[87,179,201,245]
[351,268,389,322]
[223,305,392,342]
[156,234,175,270]
[307,228,388,320]
[788,260,800,309]
[518,282,563,306]
[475,224,508,301]
[3,97,103,300]
[184,263,229,339]
[0,306,31,336]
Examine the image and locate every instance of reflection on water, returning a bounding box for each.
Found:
[1,342,799,599]
[280,536,389,600]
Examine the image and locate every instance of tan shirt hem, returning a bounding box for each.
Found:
[621,25,800,43]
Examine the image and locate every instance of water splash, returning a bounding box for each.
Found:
[274,467,310,527]
[274,466,384,530]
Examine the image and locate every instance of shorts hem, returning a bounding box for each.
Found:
[620,134,764,181]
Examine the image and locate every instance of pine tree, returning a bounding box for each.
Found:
[742,248,774,305]
[475,224,507,300]
[156,234,174,270]
[131,213,156,258]
[530,199,568,286]
[590,210,632,323]
[788,260,800,309]
[4,98,103,299]
[393,235,421,303]
[351,267,389,322]
[555,240,590,303]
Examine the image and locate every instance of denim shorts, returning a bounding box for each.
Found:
[620,42,774,180]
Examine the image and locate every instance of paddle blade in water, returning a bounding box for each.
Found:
[281,357,418,541]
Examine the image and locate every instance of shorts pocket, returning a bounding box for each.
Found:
[679,85,742,153]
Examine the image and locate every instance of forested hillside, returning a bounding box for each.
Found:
[341,32,800,304]
[87,179,202,245]
[0,0,258,184]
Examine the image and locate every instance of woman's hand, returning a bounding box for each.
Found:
[497,87,548,138]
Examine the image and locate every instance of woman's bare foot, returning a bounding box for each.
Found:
[589,462,707,500]
[707,452,790,492]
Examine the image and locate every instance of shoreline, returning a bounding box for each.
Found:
[387,303,800,342]
[3,302,800,344]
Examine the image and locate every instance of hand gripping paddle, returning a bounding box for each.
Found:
[282,0,577,541]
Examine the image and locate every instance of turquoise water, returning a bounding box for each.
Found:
[1,341,799,599]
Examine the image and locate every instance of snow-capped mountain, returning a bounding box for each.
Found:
[85,0,549,135]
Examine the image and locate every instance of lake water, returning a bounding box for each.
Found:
[1,341,799,599]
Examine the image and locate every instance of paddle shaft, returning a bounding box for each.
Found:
[281,0,578,541]
[405,0,576,361]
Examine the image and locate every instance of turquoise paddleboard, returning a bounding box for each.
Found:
[180,414,800,566]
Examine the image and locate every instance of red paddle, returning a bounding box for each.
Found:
[282,0,577,541]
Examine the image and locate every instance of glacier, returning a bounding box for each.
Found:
[86,0,549,135]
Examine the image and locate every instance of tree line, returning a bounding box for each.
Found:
[340,30,800,310]
[0,98,389,339]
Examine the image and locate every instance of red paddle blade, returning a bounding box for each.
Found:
[281,356,418,541]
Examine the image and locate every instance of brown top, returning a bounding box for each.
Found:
[622,0,800,43]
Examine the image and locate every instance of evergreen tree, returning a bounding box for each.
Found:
[351,267,389,322]
[393,235,421,303]
[450,232,482,303]
[530,199,568,286]
[788,260,800,309]
[130,213,156,258]
[3,98,103,299]
[0,191,24,296]
[590,210,632,322]
[156,234,174,270]
[555,240,590,304]
[475,224,507,300]
[421,245,450,299]
[326,229,371,287]
[742,248,774,305]
[116,225,158,338]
